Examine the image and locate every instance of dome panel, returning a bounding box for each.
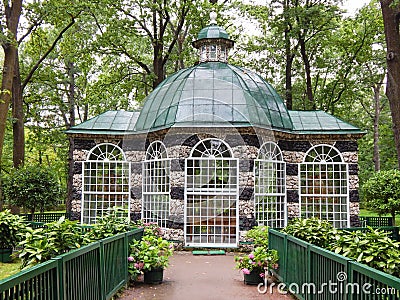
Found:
[134,62,293,132]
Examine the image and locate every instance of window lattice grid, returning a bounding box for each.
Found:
[87,143,126,161]
[143,141,170,228]
[142,194,170,228]
[146,141,168,160]
[190,138,233,158]
[300,144,349,228]
[300,196,348,228]
[185,194,238,245]
[254,160,286,227]
[82,161,130,225]
[186,158,238,192]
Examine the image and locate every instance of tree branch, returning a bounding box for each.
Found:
[22,15,79,90]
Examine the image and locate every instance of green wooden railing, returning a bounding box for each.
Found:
[20,213,71,223]
[0,228,144,300]
[359,216,393,227]
[269,228,400,300]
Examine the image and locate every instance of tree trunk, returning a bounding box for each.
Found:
[299,37,315,109]
[12,52,24,169]
[373,84,382,171]
[380,0,400,169]
[153,42,165,89]
[66,61,76,213]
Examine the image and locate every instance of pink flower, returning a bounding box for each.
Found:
[248,253,255,259]
[138,262,144,269]
[242,268,250,275]
[259,273,265,278]
[272,263,279,270]
[127,256,134,262]
[258,262,262,266]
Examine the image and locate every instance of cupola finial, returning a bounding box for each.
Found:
[210,10,217,25]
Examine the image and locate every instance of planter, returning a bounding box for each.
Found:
[0,248,12,263]
[244,270,264,285]
[144,268,164,284]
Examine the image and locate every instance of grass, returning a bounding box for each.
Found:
[0,259,21,281]
[359,208,400,226]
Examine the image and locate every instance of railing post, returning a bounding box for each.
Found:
[52,256,64,300]
[124,232,129,284]
[99,240,106,300]
[306,244,311,300]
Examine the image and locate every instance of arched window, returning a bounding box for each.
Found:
[82,143,130,224]
[300,144,349,228]
[254,142,286,228]
[142,141,170,228]
[185,138,238,247]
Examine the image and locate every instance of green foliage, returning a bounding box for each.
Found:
[245,225,269,248]
[282,218,339,248]
[331,227,400,277]
[3,165,62,213]
[234,247,279,276]
[362,169,400,225]
[87,209,132,240]
[128,223,173,281]
[0,210,27,248]
[18,217,89,269]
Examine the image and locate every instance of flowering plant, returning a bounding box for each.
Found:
[235,247,279,277]
[128,223,173,281]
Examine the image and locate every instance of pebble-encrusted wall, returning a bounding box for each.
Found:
[68,127,362,242]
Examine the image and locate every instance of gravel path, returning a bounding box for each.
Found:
[118,251,294,300]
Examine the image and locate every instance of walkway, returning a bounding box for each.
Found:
[119,251,294,300]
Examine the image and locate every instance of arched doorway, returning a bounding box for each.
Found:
[82,143,130,224]
[185,139,238,247]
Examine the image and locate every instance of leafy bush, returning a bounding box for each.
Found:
[18,217,90,269]
[87,209,132,240]
[282,218,339,248]
[362,169,400,225]
[3,165,62,214]
[0,210,27,249]
[245,225,269,248]
[235,246,279,276]
[331,227,400,277]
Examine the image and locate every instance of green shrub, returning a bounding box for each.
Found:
[362,169,400,226]
[18,217,89,269]
[3,165,62,214]
[331,227,400,277]
[0,210,27,249]
[282,218,339,248]
[87,209,132,240]
[245,225,269,248]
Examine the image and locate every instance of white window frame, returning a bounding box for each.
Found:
[299,144,350,228]
[254,142,287,228]
[142,141,171,228]
[185,138,239,248]
[82,143,130,224]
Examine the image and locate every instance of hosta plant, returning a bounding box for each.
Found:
[331,227,400,277]
[282,218,339,248]
[0,210,26,249]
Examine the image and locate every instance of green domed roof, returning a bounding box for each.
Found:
[134,62,293,132]
[197,24,230,40]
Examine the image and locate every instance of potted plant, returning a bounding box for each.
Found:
[235,246,279,285]
[0,210,26,262]
[128,223,173,284]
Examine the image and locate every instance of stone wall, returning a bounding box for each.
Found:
[68,128,361,234]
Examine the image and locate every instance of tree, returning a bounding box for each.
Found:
[363,169,400,225]
[380,0,400,168]
[3,164,62,216]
